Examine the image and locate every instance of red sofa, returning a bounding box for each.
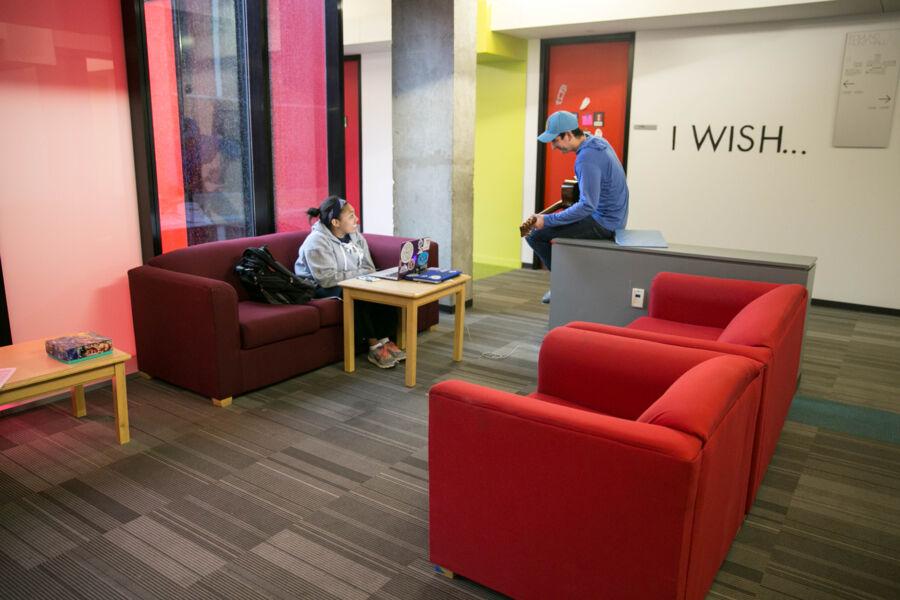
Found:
[128,231,438,405]
[429,327,763,600]
[567,271,808,510]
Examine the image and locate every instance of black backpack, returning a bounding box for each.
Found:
[234,246,316,305]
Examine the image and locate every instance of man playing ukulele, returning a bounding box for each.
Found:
[526,111,629,303]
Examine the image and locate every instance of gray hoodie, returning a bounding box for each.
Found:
[294,221,376,288]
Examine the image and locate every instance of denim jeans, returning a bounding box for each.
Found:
[526,216,614,270]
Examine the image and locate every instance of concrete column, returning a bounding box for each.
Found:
[392,0,476,301]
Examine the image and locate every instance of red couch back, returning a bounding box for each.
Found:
[649,272,778,328]
[148,231,310,301]
[145,231,429,302]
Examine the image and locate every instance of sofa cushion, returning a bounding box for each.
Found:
[637,355,761,442]
[307,298,342,327]
[717,284,806,348]
[628,316,723,341]
[237,302,320,349]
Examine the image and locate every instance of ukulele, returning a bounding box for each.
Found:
[519,201,567,237]
[519,179,578,237]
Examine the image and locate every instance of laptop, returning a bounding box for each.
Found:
[371,237,432,280]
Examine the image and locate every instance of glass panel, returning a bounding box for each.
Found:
[144,0,253,252]
[343,57,362,226]
[267,0,330,232]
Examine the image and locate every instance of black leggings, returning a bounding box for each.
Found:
[315,286,398,346]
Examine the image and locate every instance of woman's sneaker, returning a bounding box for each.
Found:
[382,339,406,362]
[367,343,397,369]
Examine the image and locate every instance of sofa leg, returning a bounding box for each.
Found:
[137,371,153,379]
[433,565,455,579]
[212,397,232,407]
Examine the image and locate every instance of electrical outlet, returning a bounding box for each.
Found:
[630,287,645,309]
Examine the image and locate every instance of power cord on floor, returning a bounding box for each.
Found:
[480,343,522,360]
[461,323,522,360]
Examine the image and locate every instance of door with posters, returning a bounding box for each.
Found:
[538,35,633,213]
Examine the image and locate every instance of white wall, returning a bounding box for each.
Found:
[490,0,886,37]
[344,1,393,235]
[626,14,900,307]
[358,50,394,235]
[342,0,391,49]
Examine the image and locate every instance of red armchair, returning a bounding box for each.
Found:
[567,272,808,510]
[429,327,764,600]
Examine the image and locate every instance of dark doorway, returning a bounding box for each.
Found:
[0,257,11,346]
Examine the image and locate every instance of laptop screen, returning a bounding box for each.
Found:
[398,237,432,277]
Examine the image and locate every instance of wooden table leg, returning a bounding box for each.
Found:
[71,384,86,417]
[405,301,418,387]
[343,292,356,373]
[112,363,130,444]
[453,286,465,361]
[398,306,408,350]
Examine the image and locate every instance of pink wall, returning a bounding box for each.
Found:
[268,0,330,232]
[343,57,361,222]
[0,1,142,368]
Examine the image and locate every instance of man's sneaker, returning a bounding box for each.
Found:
[367,343,397,369]
[382,339,406,362]
[541,289,551,304]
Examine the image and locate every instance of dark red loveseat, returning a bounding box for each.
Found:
[127,231,439,405]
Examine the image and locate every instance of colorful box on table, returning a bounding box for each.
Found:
[45,332,113,363]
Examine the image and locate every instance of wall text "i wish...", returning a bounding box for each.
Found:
[671,125,806,155]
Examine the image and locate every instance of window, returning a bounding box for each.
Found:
[123,0,344,260]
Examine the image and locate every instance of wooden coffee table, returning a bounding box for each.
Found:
[0,338,132,444]
[339,274,471,387]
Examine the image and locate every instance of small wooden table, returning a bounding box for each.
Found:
[0,338,132,444]
[339,274,471,387]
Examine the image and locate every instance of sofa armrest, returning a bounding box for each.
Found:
[429,379,701,599]
[537,327,727,420]
[128,265,241,399]
[648,272,779,328]
[637,355,762,442]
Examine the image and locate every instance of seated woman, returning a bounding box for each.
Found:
[295,195,405,369]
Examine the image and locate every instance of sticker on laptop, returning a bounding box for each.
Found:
[400,241,414,263]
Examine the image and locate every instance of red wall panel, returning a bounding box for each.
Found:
[145,0,188,252]
[542,41,630,210]
[343,57,361,223]
[269,0,330,232]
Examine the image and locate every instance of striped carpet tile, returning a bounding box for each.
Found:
[0,269,897,599]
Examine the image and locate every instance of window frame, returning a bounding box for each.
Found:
[121,0,345,262]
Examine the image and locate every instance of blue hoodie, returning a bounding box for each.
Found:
[544,134,629,232]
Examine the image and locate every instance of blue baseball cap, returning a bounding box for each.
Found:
[537,111,578,142]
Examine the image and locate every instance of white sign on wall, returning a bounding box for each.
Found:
[833,29,900,148]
